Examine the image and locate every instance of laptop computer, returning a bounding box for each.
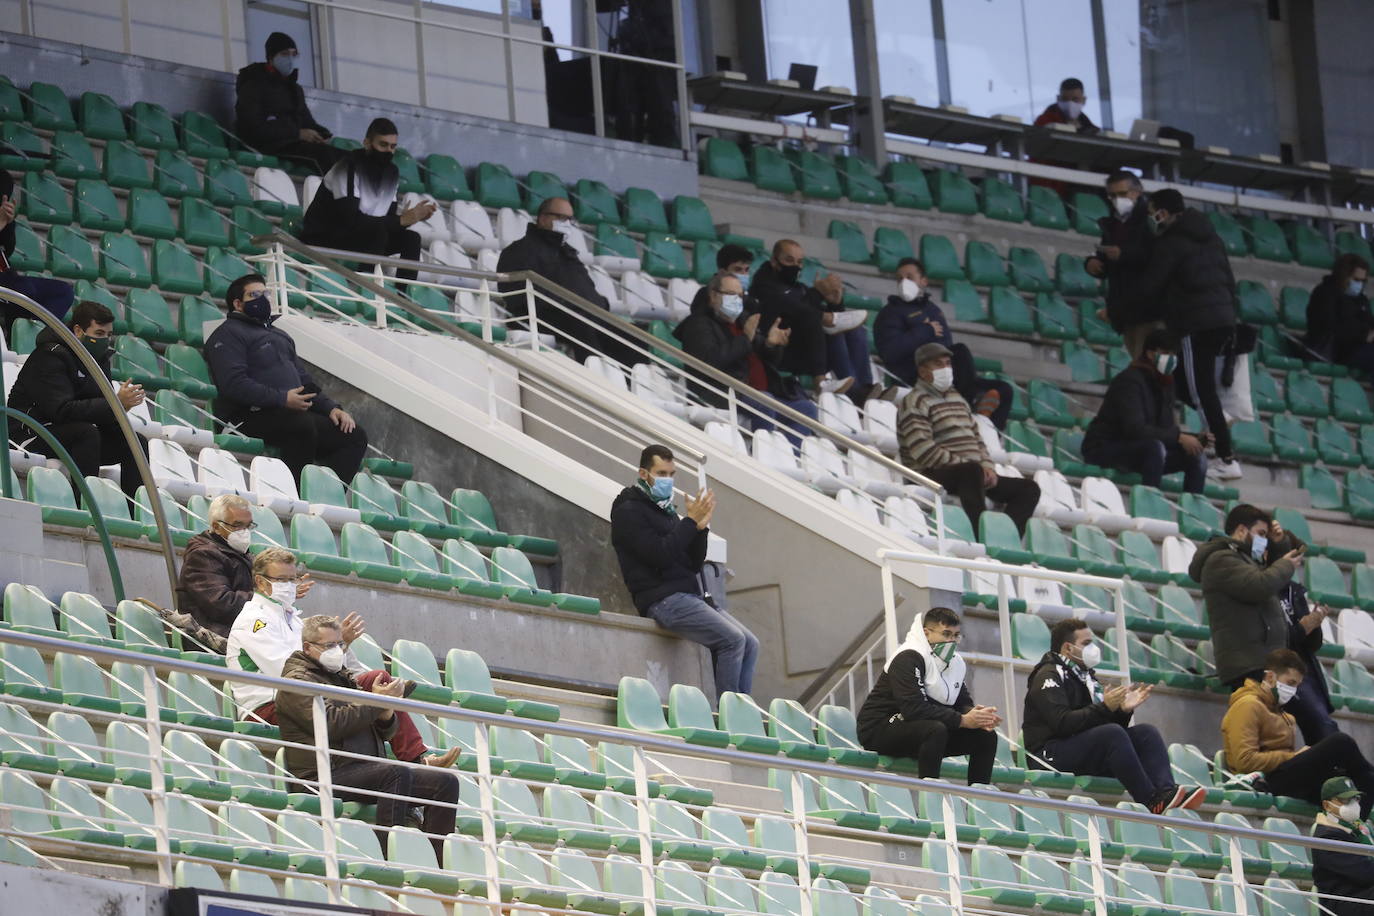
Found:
[1129,119,1161,142]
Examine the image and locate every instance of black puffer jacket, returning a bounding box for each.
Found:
[1081,362,1180,453]
[1312,821,1374,916]
[234,62,331,152]
[1129,207,1237,335]
[6,326,116,432]
[673,289,785,407]
[204,310,338,425]
[1304,274,1374,365]
[1021,651,1131,761]
[609,484,707,614]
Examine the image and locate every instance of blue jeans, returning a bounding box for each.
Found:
[825,327,873,392]
[1042,722,1174,806]
[1082,437,1208,494]
[646,592,759,697]
[0,271,75,326]
[746,392,819,452]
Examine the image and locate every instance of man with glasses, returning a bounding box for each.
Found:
[176,494,314,640]
[856,607,1001,784]
[226,547,457,766]
[5,299,148,501]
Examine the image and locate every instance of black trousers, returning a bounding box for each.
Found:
[1040,723,1174,806]
[1177,326,1233,461]
[862,717,997,785]
[232,408,368,485]
[1267,732,1374,819]
[20,421,149,502]
[332,757,461,859]
[924,462,1041,536]
[267,139,346,176]
[305,220,423,282]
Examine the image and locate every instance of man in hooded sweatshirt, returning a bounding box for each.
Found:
[234,32,343,175]
[299,118,435,282]
[1022,618,1206,814]
[855,607,1000,784]
[1311,777,1374,916]
[1128,187,1241,480]
[610,444,758,698]
[1221,649,1374,814]
[1189,504,1303,690]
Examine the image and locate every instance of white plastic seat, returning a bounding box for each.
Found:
[148,439,206,500]
[1337,609,1374,662]
[495,207,533,248]
[970,567,1017,602]
[1161,534,1196,577]
[1032,469,1090,527]
[800,438,856,494]
[418,239,478,289]
[450,201,499,252]
[559,222,595,265]
[704,420,748,454]
[752,429,809,482]
[1015,575,1078,621]
[835,489,881,526]
[666,278,700,322]
[862,398,899,455]
[591,237,640,275]
[251,167,298,211]
[401,191,451,246]
[299,175,322,213]
[475,247,500,272]
[975,414,1010,464]
[123,398,169,443]
[2,362,20,401]
[583,355,629,392]
[196,447,251,497]
[882,495,931,542]
[248,456,309,516]
[848,450,907,499]
[818,393,874,446]
[620,271,671,321]
[629,363,724,426]
[1079,476,1134,535]
[590,266,627,317]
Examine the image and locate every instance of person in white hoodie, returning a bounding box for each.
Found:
[855,607,1001,784]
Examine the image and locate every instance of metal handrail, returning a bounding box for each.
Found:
[0,287,177,597]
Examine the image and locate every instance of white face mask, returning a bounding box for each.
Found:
[268,581,296,609]
[317,646,346,673]
[1112,195,1135,218]
[930,366,954,391]
[1339,800,1362,822]
[1273,680,1298,706]
[1077,642,1102,669]
[898,278,921,302]
[224,528,252,554]
[1059,99,1084,120]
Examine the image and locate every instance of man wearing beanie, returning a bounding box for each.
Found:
[235,32,343,175]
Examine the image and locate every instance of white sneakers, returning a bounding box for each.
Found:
[818,373,854,395]
[823,310,868,335]
[1208,458,1243,480]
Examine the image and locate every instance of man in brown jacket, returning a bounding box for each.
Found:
[1222,649,1374,816]
[898,342,1039,535]
[275,615,460,857]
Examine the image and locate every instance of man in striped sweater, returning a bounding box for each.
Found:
[898,343,1040,535]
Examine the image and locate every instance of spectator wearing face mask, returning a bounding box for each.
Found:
[206,274,367,484]
[856,607,1001,785]
[897,342,1039,535]
[874,258,1012,426]
[299,117,434,282]
[1304,253,1374,374]
[234,32,344,175]
[1081,329,1209,494]
[175,494,314,641]
[1084,171,1158,358]
[1189,504,1304,690]
[1030,77,1099,194]
[1023,618,1206,814]
[1222,650,1374,817]
[1311,777,1374,916]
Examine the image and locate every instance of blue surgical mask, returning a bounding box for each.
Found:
[272,53,297,76]
[734,272,751,293]
[720,294,744,320]
[649,477,673,501]
[1251,533,1268,561]
[1349,279,1365,297]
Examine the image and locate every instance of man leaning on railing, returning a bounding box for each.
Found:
[275,613,461,859]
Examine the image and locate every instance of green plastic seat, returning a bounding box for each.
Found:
[0,77,21,123]
[174,295,219,346]
[833,154,888,205]
[124,187,176,240]
[224,204,272,255]
[918,234,963,281]
[1237,280,1277,325]
[1230,419,1273,459]
[177,111,228,159]
[152,239,204,294]
[1035,292,1079,340]
[1284,372,1328,417]
[828,220,871,264]
[572,178,620,225]
[115,597,181,657]
[204,159,253,207]
[421,153,472,201]
[750,146,797,194]
[1055,253,1100,296]
[518,169,566,216]
[700,137,748,181]
[77,91,127,140]
[642,232,690,279]
[7,220,42,272]
[964,240,1008,286]
[1307,555,1354,607]
[1028,378,1075,427]
[883,161,932,209]
[203,246,252,300]
[990,287,1034,335]
[1331,377,1372,423]
[283,513,348,576]
[1349,475,1374,523]
[50,131,100,180]
[162,342,216,398]
[71,179,123,232]
[1287,222,1333,269]
[1247,215,1292,262]
[941,278,986,322]
[859,227,908,274]
[662,195,715,243]
[21,172,72,225]
[96,233,151,290]
[3,583,58,635]
[120,289,175,343]
[1205,211,1247,256]
[620,186,669,233]
[765,698,832,761]
[338,522,406,584]
[177,196,230,248]
[26,81,76,130]
[103,139,154,189]
[0,122,45,171]
[1278,286,1308,329]
[716,691,781,754]
[786,148,842,200]
[930,168,977,214]
[594,222,638,261]
[1072,523,1125,577]
[1313,419,1359,468]
[130,101,178,149]
[978,510,1031,564]
[813,704,880,768]
[1010,613,1051,659]
[980,176,1024,222]
[1008,246,1053,292]
[44,225,97,280]
[154,149,201,199]
[1026,184,1070,230]
[25,465,92,528]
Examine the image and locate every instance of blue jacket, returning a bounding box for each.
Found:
[204,311,338,423]
[873,294,952,386]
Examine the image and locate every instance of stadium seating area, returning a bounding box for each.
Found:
[2,73,1374,915]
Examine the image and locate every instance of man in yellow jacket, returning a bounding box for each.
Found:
[1222,649,1374,816]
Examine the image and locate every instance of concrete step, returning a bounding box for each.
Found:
[715,223,839,264]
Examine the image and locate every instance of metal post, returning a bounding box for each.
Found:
[142,664,172,888]
[631,746,658,916]
[500,0,517,122]
[726,385,739,433]
[525,280,540,349]
[879,559,899,661]
[1087,813,1108,916]
[478,279,494,344]
[1088,0,1114,131]
[269,243,289,316]
[933,499,947,555]
[414,0,430,108]
[585,0,606,137]
[219,0,233,73]
[930,0,951,107]
[475,723,502,911]
[120,0,132,54]
[997,573,1019,739]
[940,793,963,913]
[311,696,342,903]
[1228,835,1251,915]
[669,0,691,154]
[788,772,814,916]
[847,0,887,163]
[1114,580,1131,681]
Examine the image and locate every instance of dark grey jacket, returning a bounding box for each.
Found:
[1189,536,1296,686]
[204,311,338,424]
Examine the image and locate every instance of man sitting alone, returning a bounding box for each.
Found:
[856,607,1000,784]
[1311,777,1374,916]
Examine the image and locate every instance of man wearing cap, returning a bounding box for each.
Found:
[1313,776,1374,916]
[235,32,344,175]
[897,342,1039,535]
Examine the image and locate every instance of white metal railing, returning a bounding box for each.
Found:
[0,626,1361,916]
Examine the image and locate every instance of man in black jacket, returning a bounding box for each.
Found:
[497,196,635,365]
[856,607,1000,784]
[234,32,343,175]
[0,168,74,334]
[1084,171,1157,357]
[1022,618,1206,813]
[1129,188,1240,480]
[1312,777,1374,916]
[6,299,147,500]
[299,118,434,282]
[204,274,367,484]
[1080,329,1208,493]
[1304,254,1374,374]
[1265,517,1339,743]
[610,444,757,698]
